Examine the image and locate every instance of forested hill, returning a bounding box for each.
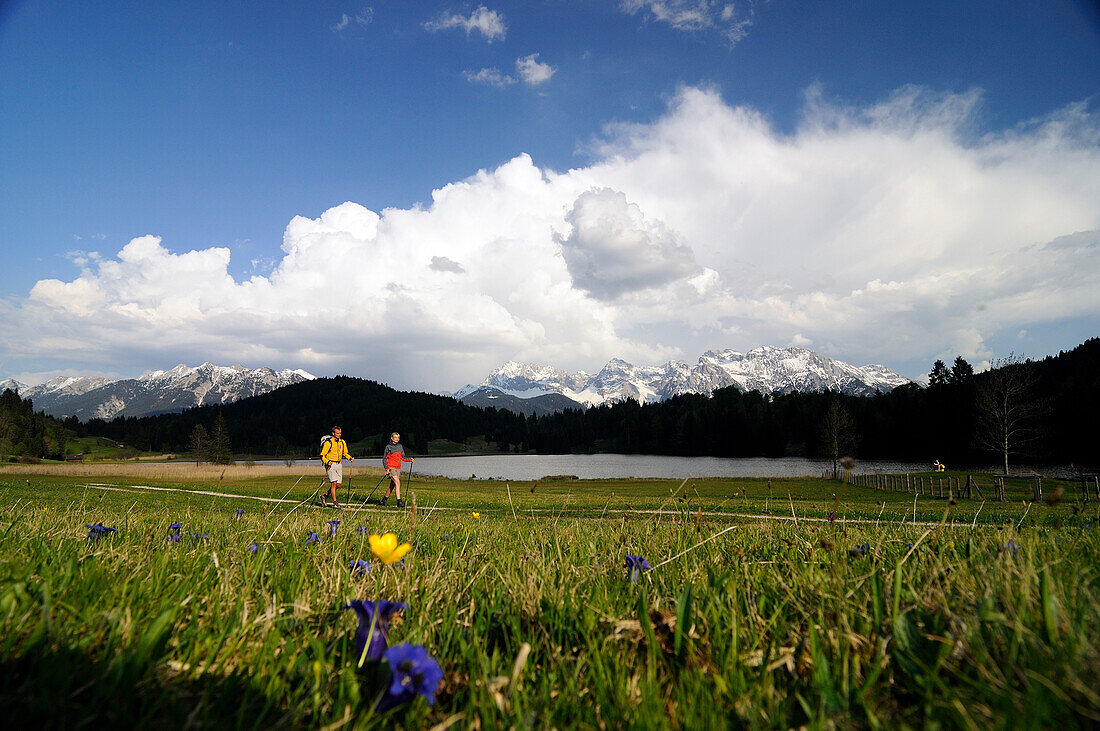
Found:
[0,388,75,459]
[80,339,1100,465]
[83,376,528,457]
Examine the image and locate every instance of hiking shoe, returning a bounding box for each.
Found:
[318,493,327,506]
[396,499,405,508]
[332,501,341,509]
[380,497,388,506]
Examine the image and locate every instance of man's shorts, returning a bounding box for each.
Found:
[326,462,343,484]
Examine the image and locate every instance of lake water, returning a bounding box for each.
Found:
[276,454,949,480]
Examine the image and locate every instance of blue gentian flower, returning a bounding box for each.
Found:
[349,559,372,576]
[85,523,117,542]
[235,508,245,520]
[1000,540,1021,555]
[848,543,870,557]
[904,543,916,551]
[344,599,408,664]
[327,519,341,537]
[248,542,263,555]
[190,532,210,541]
[305,531,321,545]
[168,522,183,532]
[382,643,444,707]
[827,511,837,523]
[166,533,182,544]
[357,526,370,534]
[624,554,652,583]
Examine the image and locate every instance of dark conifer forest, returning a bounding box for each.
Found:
[5,338,1098,467]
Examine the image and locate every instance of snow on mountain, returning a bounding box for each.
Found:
[27,375,112,397]
[0,378,27,394]
[9,363,316,419]
[456,347,910,407]
[456,361,590,400]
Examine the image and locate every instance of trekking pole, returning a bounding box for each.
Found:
[365,473,388,504]
[345,460,353,505]
[313,475,328,506]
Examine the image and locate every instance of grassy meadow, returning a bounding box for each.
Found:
[1,464,1098,728]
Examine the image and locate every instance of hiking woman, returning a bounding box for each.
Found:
[381,432,413,507]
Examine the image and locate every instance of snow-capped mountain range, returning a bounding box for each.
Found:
[455,347,910,408]
[1,363,315,420]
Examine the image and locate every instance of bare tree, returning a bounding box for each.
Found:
[820,399,858,479]
[976,354,1038,475]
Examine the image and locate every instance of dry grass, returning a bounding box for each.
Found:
[0,462,387,481]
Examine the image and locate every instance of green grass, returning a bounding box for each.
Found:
[1,469,1098,728]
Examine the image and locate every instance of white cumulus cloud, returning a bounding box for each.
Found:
[515,54,556,85]
[331,8,373,32]
[3,85,1100,390]
[425,6,506,41]
[558,188,700,300]
[464,67,516,88]
[620,0,756,44]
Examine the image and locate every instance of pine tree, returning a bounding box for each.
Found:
[929,360,949,387]
[949,356,974,384]
[189,424,211,464]
[210,413,234,465]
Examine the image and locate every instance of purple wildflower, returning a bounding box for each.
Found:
[327,519,341,537]
[166,522,183,543]
[624,554,652,583]
[190,532,210,542]
[848,543,870,558]
[1000,540,1021,556]
[85,523,117,542]
[382,643,444,707]
[827,511,837,523]
[305,531,321,545]
[344,599,408,664]
[356,526,370,534]
[235,508,245,520]
[349,559,372,576]
[248,542,263,555]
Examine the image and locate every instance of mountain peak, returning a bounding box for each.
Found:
[457,346,910,408]
[16,363,316,420]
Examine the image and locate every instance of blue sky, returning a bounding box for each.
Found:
[1,1,1099,392]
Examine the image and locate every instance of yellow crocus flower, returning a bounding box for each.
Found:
[368,532,412,565]
[472,512,480,519]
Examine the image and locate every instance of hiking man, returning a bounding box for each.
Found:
[381,432,413,507]
[320,426,354,507]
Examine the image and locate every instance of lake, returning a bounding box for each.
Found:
[275,454,984,481]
